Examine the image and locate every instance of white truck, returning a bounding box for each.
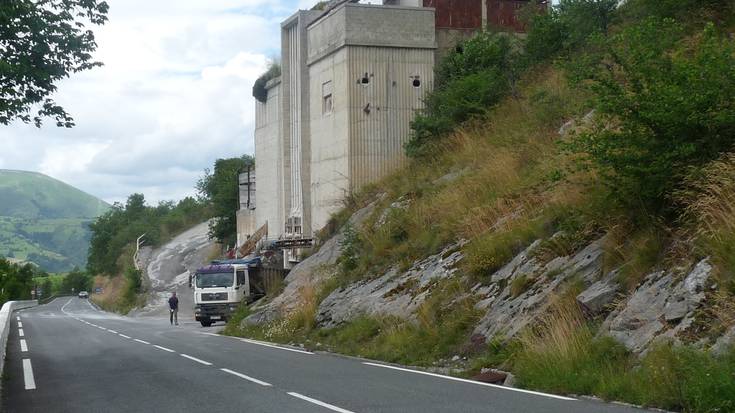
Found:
[190,258,264,327]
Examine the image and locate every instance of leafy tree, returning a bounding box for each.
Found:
[196,156,254,246]
[523,0,618,64]
[407,32,517,157]
[0,258,35,304]
[87,194,210,275]
[61,267,91,293]
[565,19,735,214]
[0,0,109,127]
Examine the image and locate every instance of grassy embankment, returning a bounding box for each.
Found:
[225,1,735,411]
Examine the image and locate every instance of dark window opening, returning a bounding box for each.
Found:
[412,78,421,88]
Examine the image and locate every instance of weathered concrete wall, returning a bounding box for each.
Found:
[309,47,351,230]
[254,80,284,238]
[236,209,257,246]
[346,46,434,192]
[307,3,436,66]
[282,10,322,237]
[307,3,435,232]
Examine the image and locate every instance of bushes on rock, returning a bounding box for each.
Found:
[565,19,735,214]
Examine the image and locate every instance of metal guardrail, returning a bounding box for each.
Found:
[38,294,73,305]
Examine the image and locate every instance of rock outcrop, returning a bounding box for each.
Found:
[243,201,378,325]
[603,259,712,353]
[316,241,465,328]
[245,202,725,354]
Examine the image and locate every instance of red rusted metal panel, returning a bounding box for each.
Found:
[487,0,540,32]
[424,0,483,30]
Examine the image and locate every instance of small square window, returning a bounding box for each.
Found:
[323,94,333,114]
[322,81,333,115]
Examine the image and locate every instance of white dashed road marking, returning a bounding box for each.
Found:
[22,359,36,390]
[153,345,175,353]
[134,339,150,345]
[118,334,131,339]
[108,330,118,334]
[220,368,271,386]
[363,362,577,401]
[18,321,22,328]
[287,392,354,413]
[180,354,212,366]
[20,339,28,352]
[18,328,24,337]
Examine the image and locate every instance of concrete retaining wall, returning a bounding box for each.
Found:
[0,300,38,397]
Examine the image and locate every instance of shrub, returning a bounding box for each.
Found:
[407,32,517,157]
[252,62,280,103]
[565,19,735,214]
[523,0,618,65]
[407,69,510,157]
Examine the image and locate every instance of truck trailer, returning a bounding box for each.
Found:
[190,258,265,327]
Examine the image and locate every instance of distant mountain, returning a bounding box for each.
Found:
[0,170,110,272]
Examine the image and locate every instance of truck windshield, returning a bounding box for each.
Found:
[196,272,234,288]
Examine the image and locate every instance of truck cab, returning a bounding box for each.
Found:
[191,258,261,327]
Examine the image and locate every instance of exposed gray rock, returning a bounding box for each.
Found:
[712,325,735,356]
[577,270,620,315]
[243,201,378,326]
[603,259,712,353]
[316,241,466,328]
[474,238,606,340]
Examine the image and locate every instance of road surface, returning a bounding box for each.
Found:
[4,298,646,413]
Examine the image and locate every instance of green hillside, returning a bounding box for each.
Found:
[0,169,108,219]
[0,170,110,272]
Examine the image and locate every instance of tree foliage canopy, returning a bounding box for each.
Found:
[0,258,35,305]
[196,155,254,246]
[0,0,109,127]
[565,19,735,213]
[87,194,211,275]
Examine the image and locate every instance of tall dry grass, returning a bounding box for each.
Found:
[677,152,735,291]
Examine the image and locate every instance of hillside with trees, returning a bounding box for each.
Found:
[0,170,110,272]
[225,1,735,411]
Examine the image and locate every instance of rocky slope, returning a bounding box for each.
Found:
[132,221,217,319]
[244,205,734,356]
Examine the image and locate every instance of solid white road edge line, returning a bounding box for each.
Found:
[362,362,577,401]
[18,328,24,337]
[180,354,212,366]
[287,392,354,413]
[22,359,36,390]
[238,338,314,355]
[118,334,131,339]
[220,368,272,386]
[134,339,150,345]
[153,345,175,353]
[20,339,28,352]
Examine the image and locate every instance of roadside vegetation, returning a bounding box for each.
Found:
[86,155,251,313]
[227,0,735,411]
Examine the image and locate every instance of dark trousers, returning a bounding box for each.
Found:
[170,308,178,325]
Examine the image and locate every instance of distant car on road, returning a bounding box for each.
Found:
[78,291,89,299]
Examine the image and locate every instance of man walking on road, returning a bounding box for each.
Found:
[168,292,179,325]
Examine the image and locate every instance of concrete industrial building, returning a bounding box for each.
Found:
[245,0,535,262]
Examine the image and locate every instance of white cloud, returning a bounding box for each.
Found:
[1,0,305,204]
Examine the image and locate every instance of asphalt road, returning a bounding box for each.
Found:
[3,298,647,413]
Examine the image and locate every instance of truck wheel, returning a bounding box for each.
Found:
[200,321,212,327]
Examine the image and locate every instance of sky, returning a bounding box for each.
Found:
[0,0,323,205]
